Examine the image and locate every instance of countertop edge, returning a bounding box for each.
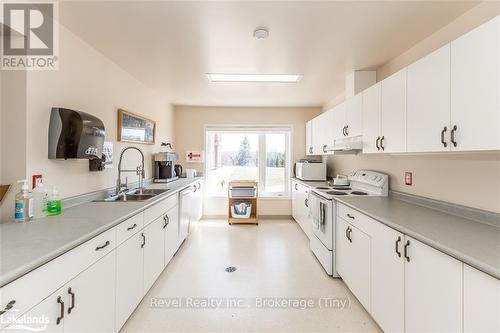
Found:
[0,177,202,288]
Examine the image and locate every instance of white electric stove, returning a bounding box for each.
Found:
[309,170,388,276]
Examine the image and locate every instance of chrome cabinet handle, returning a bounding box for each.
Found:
[345,226,349,240]
[451,125,458,147]
[304,198,308,207]
[127,223,137,231]
[95,241,110,251]
[346,213,355,219]
[404,240,410,262]
[163,215,170,228]
[345,125,349,136]
[0,300,16,316]
[141,233,146,248]
[294,183,298,191]
[197,183,201,189]
[67,288,75,314]
[322,144,327,153]
[380,136,385,151]
[56,296,64,325]
[395,236,402,258]
[347,227,352,243]
[441,126,448,147]
[376,136,380,150]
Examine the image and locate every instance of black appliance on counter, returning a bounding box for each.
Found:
[153,152,180,183]
[48,107,105,160]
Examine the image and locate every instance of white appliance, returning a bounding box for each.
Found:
[295,161,326,181]
[309,170,388,276]
[179,185,196,245]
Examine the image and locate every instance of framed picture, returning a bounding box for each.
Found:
[117,109,156,144]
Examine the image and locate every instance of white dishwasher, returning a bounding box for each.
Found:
[179,184,196,245]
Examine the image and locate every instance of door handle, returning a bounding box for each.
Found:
[346,213,355,219]
[441,126,448,147]
[345,125,349,136]
[294,183,298,191]
[163,215,170,228]
[304,198,308,207]
[395,236,402,257]
[347,227,352,243]
[0,300,15,316]
[67,287,75,314]
[127,223,137,231]
[56,296,65,325]
[380,136,385,151]
[95,240,110,251]
[404,240,410,262]
[450,125,458,147]
[322,144,327,153]
[141,233,146,248]
[376,136,380,150]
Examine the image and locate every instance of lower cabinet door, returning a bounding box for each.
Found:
[335,218,371,311]
[63,252,116,333]
[404,236,462,333]
[370,222,405,333]
[164,205,180,267]
[115,232,144,330]
[463,264,500,333]
[143,217,165,293]
[21,287,66,333]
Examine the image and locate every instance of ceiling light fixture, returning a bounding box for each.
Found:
[207,73,302,83]
[253,27,269,40]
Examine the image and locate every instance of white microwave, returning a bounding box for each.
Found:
[295,162,326,181]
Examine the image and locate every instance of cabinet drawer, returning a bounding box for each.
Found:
[144,194,178,225]
[337,203,376,234]
[116,213,144,245]
[0,227,116,328]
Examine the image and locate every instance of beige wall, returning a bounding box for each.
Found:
[0,24,174,222]
[326,3,500,213]
[174,105,322,216]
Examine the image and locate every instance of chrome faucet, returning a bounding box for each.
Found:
[116,147,145,195]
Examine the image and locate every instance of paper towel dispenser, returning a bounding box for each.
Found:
[48,107,105,159]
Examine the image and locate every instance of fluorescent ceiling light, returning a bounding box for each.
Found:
[207,73,302,83]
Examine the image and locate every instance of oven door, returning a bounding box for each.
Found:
[310,192,333,250]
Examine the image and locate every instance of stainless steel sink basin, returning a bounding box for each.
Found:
[95,188,169,202]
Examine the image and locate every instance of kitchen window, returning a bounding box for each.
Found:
[205,125,292,198]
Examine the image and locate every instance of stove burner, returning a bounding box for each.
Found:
[315,187,331,190]
[332,187,351,190]
[351,191,368,195]
[327,191,348,195]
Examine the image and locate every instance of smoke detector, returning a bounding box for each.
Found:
[253,27,269,40]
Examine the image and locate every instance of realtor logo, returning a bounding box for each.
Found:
[1,1,59,70]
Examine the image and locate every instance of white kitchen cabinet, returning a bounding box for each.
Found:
[291,180,312,239]
[312,112,329,154]
[143,217,165,294]
[163,205,180,267]
[451,16,499,151]
[63,252,116,333]
[380,69,407,153]
[306,120,313,155]
[370,221,405,333]
[115,232,144,330]
[463,264,500,333]
[21,286,66,333]
[336,218,371,312]
[362,83,381,153]
[407,44,451,152]
[331,102,347,141]
[345,93,363,137]
[404,236,463,333]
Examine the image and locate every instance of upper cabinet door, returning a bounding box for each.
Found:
[381,69,407,153]
[346,94,363,137]
[322,108,336,153]
[407,45,451,152]
[362,83,381,154]
[305,120,313,155]
[451,17,500,151]
[332,102,347,141]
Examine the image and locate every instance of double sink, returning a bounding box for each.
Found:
[95,188,169,202]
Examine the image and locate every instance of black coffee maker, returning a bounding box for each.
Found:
[153,152,179,183]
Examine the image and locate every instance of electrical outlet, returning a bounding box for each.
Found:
[405,172,413,186]
[32,174,42,189]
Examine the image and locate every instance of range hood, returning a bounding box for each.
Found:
[332,135,363,153]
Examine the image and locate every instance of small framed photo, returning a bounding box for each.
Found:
[117,109,156,145]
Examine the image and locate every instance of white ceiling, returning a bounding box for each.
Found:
[59,1,478,107]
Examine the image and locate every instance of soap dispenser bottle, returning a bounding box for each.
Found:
[15,180,33,222]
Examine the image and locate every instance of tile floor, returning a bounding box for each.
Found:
[121,219,381,333]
